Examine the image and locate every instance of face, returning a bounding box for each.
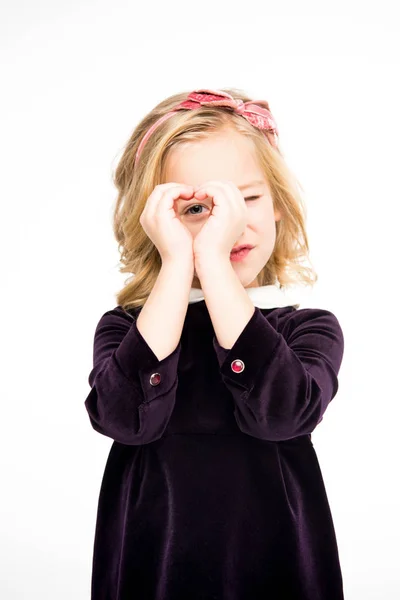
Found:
[163,127,282,289]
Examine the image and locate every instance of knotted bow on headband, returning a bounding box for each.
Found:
[135,88,279,162]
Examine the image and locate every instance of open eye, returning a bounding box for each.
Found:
[183,204,207,216]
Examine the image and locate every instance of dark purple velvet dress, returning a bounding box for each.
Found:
[84,294,345,599]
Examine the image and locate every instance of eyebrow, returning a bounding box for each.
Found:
[238,180,265,191]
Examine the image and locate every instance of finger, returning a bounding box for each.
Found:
[193,182,232,209]
[194,181,230,198]
[146,184,194,219]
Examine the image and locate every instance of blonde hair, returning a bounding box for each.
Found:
[111,87,318,311]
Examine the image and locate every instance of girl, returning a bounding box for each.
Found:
[84,88,345,600]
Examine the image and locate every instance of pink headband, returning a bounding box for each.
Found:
[135,88,279,162]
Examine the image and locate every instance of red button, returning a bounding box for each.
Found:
[231,359,245,373]
[150,372,161,386]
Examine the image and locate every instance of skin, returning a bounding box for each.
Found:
[163,126,282,289]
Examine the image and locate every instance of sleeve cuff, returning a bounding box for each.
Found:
[115,318,182,403]
[212,307,281,391]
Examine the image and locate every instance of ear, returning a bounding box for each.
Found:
[274,208,282,221]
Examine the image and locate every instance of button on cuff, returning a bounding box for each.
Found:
[231,359,245,373]
[149,372,161,386]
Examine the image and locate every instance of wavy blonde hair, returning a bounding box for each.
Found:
[112,87,318,311]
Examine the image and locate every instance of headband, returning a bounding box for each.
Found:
[135,88,279,162]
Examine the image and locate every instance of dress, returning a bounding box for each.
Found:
[84,284,345,600]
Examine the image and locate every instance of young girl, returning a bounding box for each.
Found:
[84,88,345,600]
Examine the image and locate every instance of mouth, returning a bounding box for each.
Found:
[230,244,254,254]
[229,246,253,262]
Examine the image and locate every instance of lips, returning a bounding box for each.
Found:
[230,245,254,254]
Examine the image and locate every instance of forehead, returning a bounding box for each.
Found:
[163,129,267,190]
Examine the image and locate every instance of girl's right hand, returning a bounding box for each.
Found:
[139,183,196,265]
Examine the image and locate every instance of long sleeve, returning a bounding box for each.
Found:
[212,307,344,442]
[84,307,181,445]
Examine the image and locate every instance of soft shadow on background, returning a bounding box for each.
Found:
[1,0,399,598]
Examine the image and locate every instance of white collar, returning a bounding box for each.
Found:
[189,283,303,309]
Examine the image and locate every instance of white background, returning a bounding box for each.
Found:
[1,0,399,598]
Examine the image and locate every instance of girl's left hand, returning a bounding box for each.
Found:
[192,180,247,262]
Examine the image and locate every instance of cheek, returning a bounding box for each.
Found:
[181,212,209,226]
[250,206,268,230]
[256,205,275,228]
[188,222,207,239]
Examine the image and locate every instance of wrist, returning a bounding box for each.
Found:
[194,253,230,276]
[162,257,195,274]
